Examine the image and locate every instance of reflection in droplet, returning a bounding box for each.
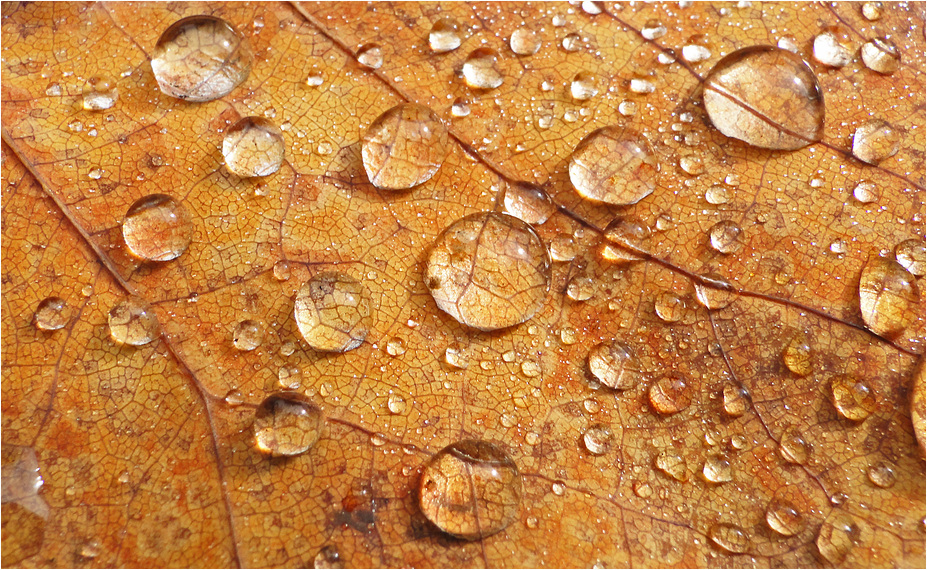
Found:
[867,461,896,489]
[852,119,900,165]
[705,184,732,205]
[709,523,749,554]
[294,271,371,353]
[82,76,118,111]
[709,220,743,254]
[603,216,651,263]
[831,376,875,421]
[122,194,193,262]
[816,512,860,564]
[570,72,598,101]
[861,37,900,75]
[510,27,541,56]
[895,239,925,276]
[766,499,803,536]
[813,30,852,67]
[654,451,688,481]
[654,292,687,323]
[682,44,712,63]
[503,182,555,225]
[462,48,504,89]
[362,103,449,190]
[254,391,323,457]
[582,424,612,456]
[429,17,461,53]
[387,393,407,415]
[649,373,691,415]
[858,256,918,337]
[852,180,879,204]
[33,297,69,331]
[561,33,582,52]
[695,273,736,310]
[356,43,384,69]
[385,337,406,357]
[703,46,824,150]
[425,212,551,331]
[587,341,641,390]
[222,117,285,178]
[566,276,595,302]
[418,440,521,540]
[569,125,658,206]
[723,384,750,417]
[150,16,252,102]
[232,319,263,351]
[313,545,344,569]
[702,454,732,483]
[782,332,813,376]
[108,296,159,346]
[778,426,810,465]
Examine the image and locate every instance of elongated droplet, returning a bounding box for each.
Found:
[861,37,900,74]
[813,30,852,67]
[766,499,803,536]
[582,424,612,456]
[709,523,749,554]
[222,117,285,177]
[603,216,651,263]
[462,48,503,89]
[418,440,521,540]
[695,272,736,310]
[569,125,658,206]
[703,46,823,150]
[587,341,642,390]
[108,296,159,346]
[778,426,810,465]
[122,194,193,262]
[510,27,541,56]
[782,332,813,376]
[151,16,252,102]
[429,17,461,53]
[649,373,691,415]
[858,257,918,337]
[425,212,551,331]
[852,119,900,165]
[82,76,118,111]
[830,375,875,421]
[232,319,263,351]
[34,297,69,331]
[503,182,555,225]
[254,391,323,457]
[816,512,860,564]
[356,43,383,69]
[295,271,371,353]
[362,103,449,191]
[654,451,688,481]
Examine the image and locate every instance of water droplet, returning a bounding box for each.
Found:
[678,155,704,176]
[702,454,732,483]
[425,212,551,331]
[561,33,582,52]
[722,384,749,417]
[387,393,407,415]
[222,117,285,178]
[450,98,471,118]
[151,16,252,102]
[560,327,578,345]
[122,194,193,264]
[852,180,879,204]
[654,451,688,481]
[566,276,595,301]
[570,71,598,101]
[628,78,655,94]
[831,375,876,421]
[618,100,638,116]
[569,125,658,206]
[44,82,61,96]
[313,545,344,569]
[813,30,852,67]
[642,20,667,40]
[510,27,541,56]
[80,541,101,559]
[361,103,449,191]
[582,424,613,456]
[766,499,803,536]
[520,360,542,379]
[861,2,883,20]
[277,366,302,390]
[552,481,566,495]
[649,373,692,415]
[108,296,159,346]
[224,389,244,406]
[858,257,918,337]
[254,391,323,457]
[816,512,860,564]
[272,260,291,281]
[705,184,731,205]
[418,440,521,540]
[356,43,383,69]
[682,44,712,63]
[305,69,324,87]
[429,17,461,53]
[87,168,103,180]
[861,37,900,75]
[778,426,810,465]
[503,182,555,225]
[867,461,896,489]
[82,76,117,111]
[633,480,653,498]
[549,234,578,262]
[829,239,848,255]
[782,332,813,376]
[33,297,69,331]
[385,337,406,357]
[462,48,503,89]
[232,319,263,351]
[294,271,371,352]
[709,523,749,554]
[654,292,687,323]
[602,215,651,264]
[895,239,925,276]
[703,46,824,150]
[852,119,900,165]
[587,341,641,390]
[695,273,736,310]
[444,346,469,370]
[708,220,743,254]
[582,1,603,15]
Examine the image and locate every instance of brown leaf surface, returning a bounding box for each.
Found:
[2,2,925,568]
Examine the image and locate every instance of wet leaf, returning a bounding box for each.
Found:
[2,2,924,568]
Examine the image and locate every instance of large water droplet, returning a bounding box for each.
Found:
[425,212,551,331]
[708,523,749,554]
[782,332,813,376]
[778,426,810,465]
[108,296,159,346]
[222,117,285,178]
[503,182,555,225]
[418,440,521,540]
[766,499,803,536]
[254,391,323,457]
[232,319,263,351]
[895,239,926,276]
[723,384,750,416]
[867,461,896,489]
[708,220,743,254]
[649,373,691,415]
[429,17,461,53]
[852,119,900,165]
[703,46,824,150]
[82,76,117,111]
[122,194,193,262]
[361,103,449,190]
[858,257,918,337]
[813,30,852,67]
[569,125,658,206]
[570,72,598,101]
[702,454,732,483]
[582,424,613,456]
[356,43,384,69]
[816,512,860,564]
[587,341,641,390]
[33,297,69,331]
[151,16,252,102]
[861,37,900,74]
[294,271,371,353]
[830,375,875,421]
[462,48,503,89]
[509,27,541,56]
[654,451,688,481]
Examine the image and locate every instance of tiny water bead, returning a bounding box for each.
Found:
[503,182,555,225]
[108,296,159,346]
[509,27,541,56]
[708,220,743,254]
[294,271,371,353]
[708,523,749,554]
[232,319,263,351]
[649,373,692,415]
[222,117,285,178]
[778,426,810,465]
[82,76,118,111]
[813,30,852,68]
[895,239,926,276]
[462,48,504,89]
[816,512,860,564]
[582,424,613,456]
[150,15,252,102]
[425,212,551,331]
[830,376,876,421]
[253,391,323,457]
[782,332,813,376]
[418,440,522,540]
[33,297,69,331]
[570,72,598,101]
[867,461,896,489]
[355,43,384,69]
[429,17,461,53]
[122,194,193,262]
[587,341,640,390]
[852,119,900,165]
[702,46,824,150]
[861,37,900,75]
[361,103,449,191]
[569,125,658,206]
[765,499,803,536]
[858,257,918,337]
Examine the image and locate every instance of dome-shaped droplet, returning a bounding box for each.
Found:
[649,373,692,415]
[108,296,159,346]
[232,319,263,351]
[852,180,879,203]
[429,17,461,53]
[852,119,900,165]
[570,72,598,101]
[705,184,732,205]
[150,15,252,102]
[549,234,579,262]
[450,98,471,118]
[82,76,118,111]
[830,375,876,422]
[582,424,613,456]
[444,346,469,370]
[722,384,750,417]
[642,20,667,40]
[782,332,813,376]
[703,46,824,150]
[503,182,555,225]
[816,512,860,564]
[858,257,918,337]
[509,27,541,56]
[654,451,689,481]
[603,216,651,263]
[561,32,582,52]
[361,103,449,190]
[356,43,383,69]
[682,43,712,63]
[387,393,407,415]
[425,212,551,331]
[569,125,658,206]
[418,439,522,540]
[912,360,926,452]
[766,499,803,536]
[222,117,285,178]
[462,48,503,89]
[695,272,736,310]
[867,461,896,489]
[294,271,371,353]
[702,454,732,483]
[313,545,343,569]
[861,2,883,20]
[861,37,900,75]
[122,194,193,262]
[566,276,595,301]
[253,391,323,457]
[813,30,852,68]
[709,220,743,254]
[708,523,749,554]
[654,292,688,323]
[33,297,69,331]
[587,341,641,390]
[778,426,810,465]
[895,239,925,276]
[385,336,406,357]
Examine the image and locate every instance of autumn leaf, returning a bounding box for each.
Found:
[2,2,925,568]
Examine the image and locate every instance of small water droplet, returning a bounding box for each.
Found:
[709,523,749,554]
[867,461,896,489]
[569,125,658,206]
[121,194,193,262]
[362,103,449,190]
[570,71,598,101]
[778,426,810,465]
[852,180,879,204]
[356,43,384,69]
[682,44,712,62]
[829,239,848,255]
[782,332,813,376]
[858,257,918,337]
[581,1,603,15]
[254,391,323,457]
[813,30,852,67]
[450,97,471,118]
[649,373,692,415]
[678,155,704,176]
[232,319,263,351]
[552,481,566,496]
[33,297,69,331]
[723,384,750,417]
[294,271,371,352]
[852,119,900,164]
[222,117,285,178]
[702,454,732,483]
[628,78,655,94]
[444,346,469,369]
[503,182,555,225]
[510,27,541,56]
[705,184,732,205]
[462,47,504,89]
[560,327,578,345]
[654,292,688,323]
[831,375,876,421]
[305,69,324,87]
[44,82,61,96]
[108,296,159,346]
[654,451,688,481]
[642,20,667,40]
[861,37,900,75]
[566,276,595,301]
[280,341,296,357]
[520,360,542,378]
[272,260,291,281]
[765,499,803,536]
[80,541,101,559]
[88,168,103,180]
[82,76,117,111]
[561,33,582,52]
[618,100,638,116]
[224,389,244,407]
[313,545,344,569]
[695,273,736,310]
[429,17,461,53]
[277,366,302,390]
[861,2,883,20]
[816,512,860,564]
[708,220,743,254]
[385,337,406,356]
[582,424,612,456]
[895,239,925,276]
[633,480,653,498]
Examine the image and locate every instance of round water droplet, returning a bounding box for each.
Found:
[695,272,736,310]
[703,46,824,150]
[385,337,406,356]
[566,276,595,301]
[34,297,69,331]
[642,20,667,40]
[705,184,732,205]
[222,117,285,178]
[678,155,704,176]
[418,439,522,540]
[150,15,252,102]
[867,461,896,489]
[510,27,541,56]
[709,523,749,554]
[569,125,658,206]
[587,341,641,390]
[277,366,302,390]
[561,32,582,52]
[503,182,555,225]
[858,257,918,337]
[895,239,926,276]
[462,48,503,89]
[782,332,813,376]
[861,2,883,20]
[722,383,749,417]
[649,373,692,415]
[361,103,449,191]
[633,480,653,498]
[682,44,712,63]
[861,37,900,75]
[122,194,193,262]
[294,271,371,353]
[831,375,876,421]
[852,119,900,165]
[582,424,612,456]
[778,426,810,465]
[570,72,598,101]
[313,545,344,569]
[82,76,117,111]
[709,220,743,254]
[603,216,651,263]
[813,30,852,67]
[852,180,879,204]
[549,234,578,262]
[232,319,263,351]
[816,512,860,564]
[766,499,803,536]
[305,70,324,87]
[273,260,291,281]
[356,43,383,69]
[702,454,732,483]
[254,391,323,457]
[654,292,688,323]
[429,17,461,53]
[108,296,159,346]
[654,451,688,481]
[387,394,407,415]
[450,98,471,118]
[425,212,551,331]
